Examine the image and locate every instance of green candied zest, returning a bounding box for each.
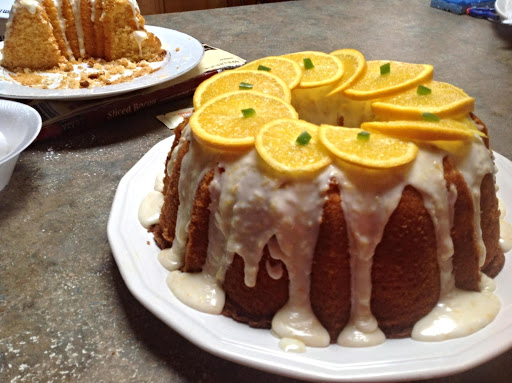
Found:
[296,130,312,145]
[417,85,432,95]
[422,112,440,122]
[303,58,315,70]
[239,82,254,90]
[380,62,391,75]
[241,108,256,118]
[357,131,371,141]
[258,65,271,72]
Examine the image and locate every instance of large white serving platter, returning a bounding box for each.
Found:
[0,26,203,100]
[107,137,512,382]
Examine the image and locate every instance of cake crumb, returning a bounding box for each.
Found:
[2,54,167,90]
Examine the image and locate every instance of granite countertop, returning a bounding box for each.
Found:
[1,0,512,381]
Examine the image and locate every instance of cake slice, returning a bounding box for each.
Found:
[2,0,64,70]
[101,0,164,62]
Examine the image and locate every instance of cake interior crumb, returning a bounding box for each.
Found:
[3,53,167,90]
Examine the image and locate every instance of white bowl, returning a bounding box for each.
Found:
[0,100,42,191]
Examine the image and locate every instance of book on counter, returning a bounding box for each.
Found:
[28,44,246,141]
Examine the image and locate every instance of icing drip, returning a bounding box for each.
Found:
[154,172,165,193]
[408,146,456,296]
[132,30,148,56]
[90,0,96,21]
[500,219,512,253]
[127,0,141,29]
[70,0,86,57]
[167,270,225,314]
[138,191,163,229]
[451,137,494,267]
[170,129,214,264]
[330,163,405,346]
[499,198,506,219]
[53,0,75,59]
[19,0,39,13]
[158,248,183,271]
[266,258,283,280]
[278,338,306,353]
[412,273,501,341]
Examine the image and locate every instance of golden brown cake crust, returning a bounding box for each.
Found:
[222,249,289,328]
[183,169,215,272]
[371,186,440,338]
[310,180,351,341]
[1,7,63,70]
[159,139,190,245]
[481,173,505,277]
[444,156,481,291]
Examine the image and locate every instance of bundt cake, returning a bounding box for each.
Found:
[1,0,164,70]
[139,50,508,348]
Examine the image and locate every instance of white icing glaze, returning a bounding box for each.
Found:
[132,30,148,56]
[70,0,86,57]
[138,94,502,348]
[167,270,225,314]
[127,0,141,29]
[170,129,215,267]
[53,0,75,59]
[90,0,96,22]
[278,337,307,353]
[499,198,506,219]
[154,172,165,193]
[158,248,183,271]
[138,190,163,228]
[19,0,39,13]
[500,219,512,253]
[412,274,501,341]
[408,147,456,296]
[337,320,386,347]
[265,258,283,280]
[452,137,494,268]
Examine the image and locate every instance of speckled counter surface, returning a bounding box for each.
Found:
[1,1,512,382]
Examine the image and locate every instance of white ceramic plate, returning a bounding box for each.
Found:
[496,0,512,21]
[0,26,203,100]
[107,137,512,382]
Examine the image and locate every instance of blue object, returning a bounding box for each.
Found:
[467,7,500,20]
[430,0,496,14]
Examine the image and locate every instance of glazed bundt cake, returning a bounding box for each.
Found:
[139,50,508,348]
[1,0,164,70]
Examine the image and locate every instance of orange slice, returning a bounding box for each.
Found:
[237,56,303,89]
[193,69,291,109]
[344,60,434,101]
[361,119,483,141]
[282,51,344,88]
[319,125,418,168]
[327,49,367,95]
[190,91,298,150]
[255,119,332,176]
[371,81,475,120]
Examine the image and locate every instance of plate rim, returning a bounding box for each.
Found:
[107,138,512,382]
[0,26,204,100]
